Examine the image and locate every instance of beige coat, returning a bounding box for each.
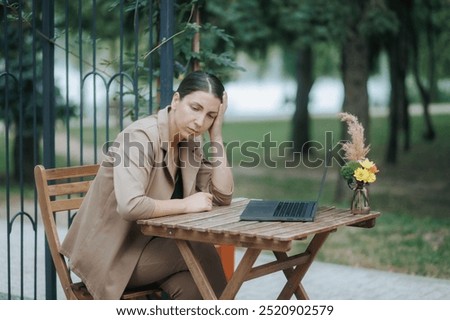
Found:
[60,107,232,299]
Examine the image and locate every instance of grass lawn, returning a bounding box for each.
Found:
[222,112,450,279]
[1,111,449,279]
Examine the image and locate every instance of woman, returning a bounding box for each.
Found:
[61,71,234,299]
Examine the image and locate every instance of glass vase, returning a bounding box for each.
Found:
[350,182,370,214]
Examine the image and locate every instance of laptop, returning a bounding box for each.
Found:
[240,148,330,222]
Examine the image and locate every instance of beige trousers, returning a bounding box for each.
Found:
[127,237,227,299]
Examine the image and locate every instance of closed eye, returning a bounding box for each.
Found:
[190,104,202,111]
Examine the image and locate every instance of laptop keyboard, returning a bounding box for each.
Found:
[273,201,314,218]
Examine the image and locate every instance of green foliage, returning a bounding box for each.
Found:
[359,3,399,38]
[0,1,72,129]
[207,0,275,58]
[173,22,244,79]
[206,0,402,78]
[138,0,243,78]
[340,161,360,182]
[275,0,345,47]
[58,0,241,115]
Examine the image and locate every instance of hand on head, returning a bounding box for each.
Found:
[208,91,228,141]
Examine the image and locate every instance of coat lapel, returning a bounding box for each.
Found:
[156,106,203,194]
[156,107,176,183]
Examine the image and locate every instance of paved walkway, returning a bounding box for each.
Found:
[234,249,450,300]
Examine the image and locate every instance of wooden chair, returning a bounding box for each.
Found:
[35,164,235,299]
[34,164,161,299]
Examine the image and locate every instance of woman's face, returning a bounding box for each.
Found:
[170,90,221,140]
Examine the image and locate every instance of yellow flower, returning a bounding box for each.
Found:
[360,158,375,170]
[354,167,370,182]
[367,172,376,183]
[354,167,377,183]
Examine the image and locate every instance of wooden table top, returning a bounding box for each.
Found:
[138,198,380,252]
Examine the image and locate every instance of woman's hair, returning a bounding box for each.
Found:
[176,71,224,102]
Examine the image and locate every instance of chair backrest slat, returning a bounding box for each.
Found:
[44,164,99,180]
[51,198,85,212]
[48,180,92,197]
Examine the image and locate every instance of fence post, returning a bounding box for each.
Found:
[42,0,57,300]
[159,0,174,108]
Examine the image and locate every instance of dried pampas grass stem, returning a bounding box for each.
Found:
[338,112,370,161]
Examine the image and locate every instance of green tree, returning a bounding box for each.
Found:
[0,1,72,183]
[208,1,397,154]
[410,0,450,141]
[384,0,449,163]
[208,0,319,155]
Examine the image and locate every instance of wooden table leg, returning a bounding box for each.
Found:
[274,252,309,299]
[220,248,261,300]
[277,231,331,300]
[175,239,218,300]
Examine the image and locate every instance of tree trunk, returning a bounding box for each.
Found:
[386,0,411,163]
[386,43,402,163]
[291,46,313,156]
[341,34,370,136]
[410,0,436,141]
[335,32,370,202]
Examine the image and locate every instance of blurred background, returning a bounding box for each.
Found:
[1,0,449,299]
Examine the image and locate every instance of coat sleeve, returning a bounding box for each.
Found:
[110,129,158,221]
[196,158,233,206]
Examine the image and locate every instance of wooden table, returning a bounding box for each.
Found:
[138,198,380,300]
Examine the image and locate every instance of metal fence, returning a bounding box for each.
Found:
[1,0,174,300]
